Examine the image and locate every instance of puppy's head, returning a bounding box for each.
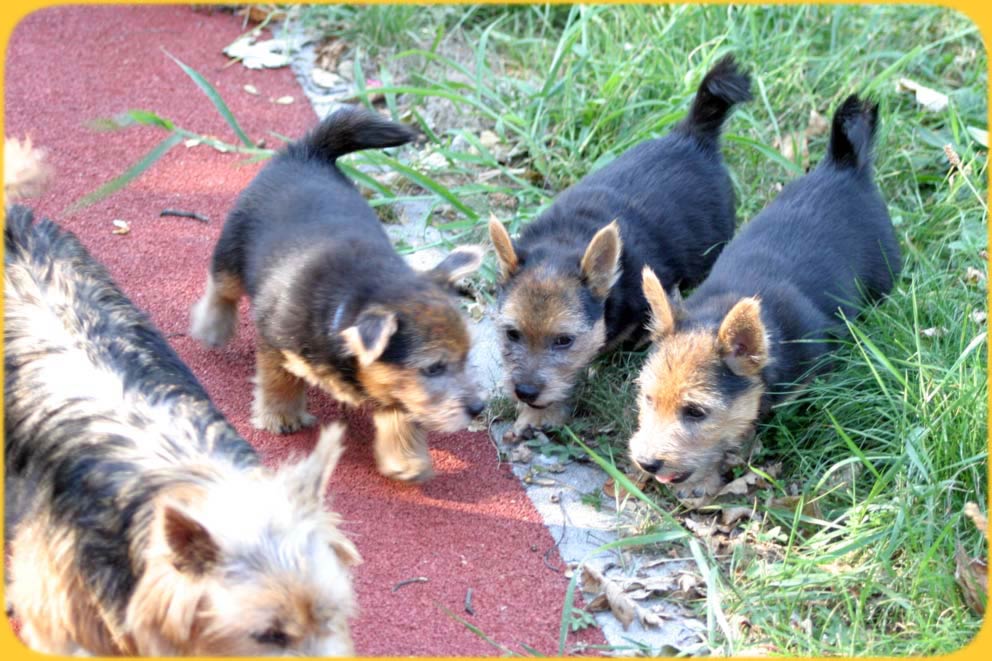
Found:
[489,218,620,410]
[629,268,767,486]
[129,425,361,657]
[341,246,486,433]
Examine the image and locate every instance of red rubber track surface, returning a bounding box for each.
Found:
[4,6,603,656]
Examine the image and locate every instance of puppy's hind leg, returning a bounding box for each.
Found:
[372,408,434,483]
[252,343,317,434]
[190,271,243,348]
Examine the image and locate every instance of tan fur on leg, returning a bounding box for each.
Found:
[10,515,127,656]
[372,408,433,482]
[190,272,243,348]
[251,343,316,434]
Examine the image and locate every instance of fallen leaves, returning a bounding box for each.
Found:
[111,219,130,235]
[580,563,705,631]
[223,35,291,70]
[954,502,987,616]
[896,77,949,113]
[772,109,829,169]
[581,564,659,629]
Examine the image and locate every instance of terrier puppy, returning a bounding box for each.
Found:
[489,56,751,442]
[190,107,485,483]
[630,95,901,505]
[5,207,361,656]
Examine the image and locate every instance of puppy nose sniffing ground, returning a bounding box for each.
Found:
[5,3,987,657]
[489,55,751,445]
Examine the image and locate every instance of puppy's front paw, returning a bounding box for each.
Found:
[189,295,237,348]
[377,453,435,483]
[505,401,569,443]
[251,407,317,435]
[673,472,725,510]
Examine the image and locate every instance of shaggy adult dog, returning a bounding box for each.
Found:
[4,204,360,656]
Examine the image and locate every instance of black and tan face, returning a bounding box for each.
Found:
[489,219,621,410]
[136,426,361,657]
[341,247,486,432]
[628,268,768,487]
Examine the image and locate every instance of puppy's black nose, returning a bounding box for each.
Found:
[514,383,541,404]
[635,457,663,474]
[465,399,485,418]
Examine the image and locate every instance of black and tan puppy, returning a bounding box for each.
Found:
[5,206,360,656]
[191,107,485,483]
[630,95,901,505]
[489,56,751,441]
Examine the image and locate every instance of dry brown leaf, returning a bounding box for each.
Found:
[921,327,946,338]
[243,84,260,96]
[773,131,809,168]
[896,77,949,112]
[971,310,987,325]
[111,219,130,236]
[806,109,829,137]
[965,266,986,285]
[965,502,988,537]
[955,542,987,616]
[721,505,756,527]
[603,471,650,499]
[509,445,533,464]
[237,5,287,24]
[767,495,823,520]
[273,95,295,105]
[581,564,636,629]
[315,39,349,72]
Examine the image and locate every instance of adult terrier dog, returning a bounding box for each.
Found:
[190,107,485,483]
[630,95,901,505]
[5,207,361,656]
[489,56,751,442]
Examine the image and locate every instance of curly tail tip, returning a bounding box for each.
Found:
[682,55,753,140]
[291,107,420,163]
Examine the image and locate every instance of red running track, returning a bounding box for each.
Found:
[4,6,603,656]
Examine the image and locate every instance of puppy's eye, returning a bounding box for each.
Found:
[552,335,574,349]
[253,628,290,648]
[681,404,708,421]
[505,328,522,343]
[421,362,447,377]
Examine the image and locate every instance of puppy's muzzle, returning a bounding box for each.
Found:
[464,398,485,418]
[634,456,693,484]
[513,383,542,406]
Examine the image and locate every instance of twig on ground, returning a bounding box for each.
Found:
[160,208,210,223]
[391,576,429,592]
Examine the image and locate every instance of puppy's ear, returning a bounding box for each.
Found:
[428,245,484,286]
[581,220,622,299]
[641,267,675,339]
[279,423,363,567]
[717,297,768,376]
[341,309,398,366]
[488,216,519,280]
[160,503,219,575]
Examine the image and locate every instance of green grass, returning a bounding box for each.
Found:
[82,3,987,656]
[291,5,986,655]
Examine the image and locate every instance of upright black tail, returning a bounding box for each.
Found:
[680,55,752,143]
[284,106,419,163]
[825,94,879,172]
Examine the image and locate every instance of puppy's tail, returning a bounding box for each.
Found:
[825,94,879,173]
[679,55,752,144]
[286,106,419,163]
